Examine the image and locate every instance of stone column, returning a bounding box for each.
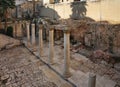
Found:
[14,21,17,37]
[49,28,54,64]
[63,29,71,78]
[20,21,23,37]
[12,22,16,37]
[31,24,36,45]
[39,24,43,57]
[26,22,30,46]
[88,73,96,87]
[17,21,23,37]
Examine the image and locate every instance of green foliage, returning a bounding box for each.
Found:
[0,7,4,17]
[6,26,13,37]
[0,29,5,33]
[0,0,15,32]
[0,0,15,17]
[0,0,15,9]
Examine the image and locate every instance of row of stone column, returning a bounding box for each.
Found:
[26,22,97,87]
[26,22,71,78]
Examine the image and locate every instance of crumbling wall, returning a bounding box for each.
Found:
[70,21,120,55]
[59,19,120,55]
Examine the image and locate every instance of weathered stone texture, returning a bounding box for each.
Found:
[0,34,21,50]
[0,46,58,87]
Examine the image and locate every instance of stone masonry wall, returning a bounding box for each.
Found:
[71,22,120,55]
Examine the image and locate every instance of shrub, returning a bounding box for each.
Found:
[0,29,5,34]
[6,26,13,37]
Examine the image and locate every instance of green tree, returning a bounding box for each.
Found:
[0,6,4,28]
[0,0,15,32]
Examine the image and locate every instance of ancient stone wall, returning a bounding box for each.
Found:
[70,21,120,55]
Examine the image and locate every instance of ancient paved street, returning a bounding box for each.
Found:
[0,45,72,87]
[0,34,72,87]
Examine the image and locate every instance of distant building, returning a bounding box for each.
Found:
[15,0,27,6]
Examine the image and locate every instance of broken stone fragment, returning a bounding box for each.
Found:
[1,75,9,80]
[73,42,82,50]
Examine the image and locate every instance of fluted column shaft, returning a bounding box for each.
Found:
[31,24,36,45]
[39,24,43,57]
[63,30,71,78]
[49,28,54,64]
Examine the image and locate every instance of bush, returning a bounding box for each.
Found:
[6,26,13,37]
[0,29,5,34]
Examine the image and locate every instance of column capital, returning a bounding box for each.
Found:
[32,23,35,27]
[63,29,70,34]
[39,24,44,29]
[49,28,54,31]
[49,25,54,31]
[26,21,30,25]
[63,26,70,33]
[32,23,35,25]
[26,22,30,25]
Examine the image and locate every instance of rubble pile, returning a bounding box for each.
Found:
[90,50,115,65]
[58,19,120,56]
[0,34,22,51]
[56,19,120,68]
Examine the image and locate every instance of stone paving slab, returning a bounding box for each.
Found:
[0,46,72,87]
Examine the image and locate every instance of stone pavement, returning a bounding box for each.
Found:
[0,47,57,87]
[23,39,120,87]
[0,46,72,87]
[0,34,73,87]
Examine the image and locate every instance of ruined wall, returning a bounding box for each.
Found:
[70,21,120,55]
[0,22,13,29]
[89,23,120,55]
[0,21,24,38]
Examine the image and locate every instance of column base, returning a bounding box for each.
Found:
[39,53,44,58]
[63,71,72,78]
[31,42,36,46]
[31,46,37,52]
[27,42,31,47]
[49,61,55,65]
[39,47,43,57]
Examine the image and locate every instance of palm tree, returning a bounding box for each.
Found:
[0,0,15,32]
